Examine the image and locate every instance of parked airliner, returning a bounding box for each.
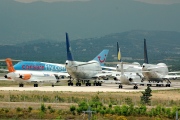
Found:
[65,33,110,86]
[142,39,180,87]
[4,58,59,87]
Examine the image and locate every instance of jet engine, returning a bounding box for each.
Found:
[19,74,31,80]
[129,78,133,82]
[4,74,11,79]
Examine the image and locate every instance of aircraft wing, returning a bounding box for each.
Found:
[92,72,112,80]
[146,66,166,70]
[163,74,180,79]
[74,62,97,67]
[101,66,117,71]
[169,71,180,74]
[0,69,8,72]
[28,76,57,83]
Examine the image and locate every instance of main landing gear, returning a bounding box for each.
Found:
[34,84,38,87]
[93,81,101,86]
[118,84,138,89]
[19,83,24,87]
[133,85,138,89]
[119,84,123,89]
[76,80,81,86]
[68,80,73,86]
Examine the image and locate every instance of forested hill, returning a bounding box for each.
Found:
[0,30,180,70]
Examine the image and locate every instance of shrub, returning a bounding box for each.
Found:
[70,105,76,115]
[48,105,51,110]
[40,103,46,113]
[28,107,33,112]
[16,107,22,112]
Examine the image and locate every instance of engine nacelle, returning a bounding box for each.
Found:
[19,74,31,80]
[129,78,133,82]
[4,74,11,79]
[114,77,118,81]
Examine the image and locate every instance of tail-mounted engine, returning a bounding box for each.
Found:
[19,74,31,80]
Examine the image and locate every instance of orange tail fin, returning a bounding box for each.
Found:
[5,58,15,72]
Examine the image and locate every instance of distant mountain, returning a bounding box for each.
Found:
[0,30,180,71]
[0,0,180,44]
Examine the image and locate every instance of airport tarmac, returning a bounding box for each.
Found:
[0,81,180,92]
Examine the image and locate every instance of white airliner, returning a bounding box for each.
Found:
[65,33,110,86]
[13,60,69,80]
[142,39,180,87]
[101,42,143,79]
[4,58,64,87]
[114,62,143,89]
[104,42,144,89]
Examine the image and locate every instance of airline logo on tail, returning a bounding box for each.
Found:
[93,49,109,66]
[117,42,121,62]
[5,58,15,72]
[98,55,106,63]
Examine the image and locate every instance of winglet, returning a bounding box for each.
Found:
[117,42,121,62]
[144,39,148,64]
[5,58,15,72]
[66,33,74,61]
[93,49,109,66]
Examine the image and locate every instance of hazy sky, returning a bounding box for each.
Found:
[14,0,90,3]
[0,0,179,43]
[134,0,180,5]
[15,0,180,4]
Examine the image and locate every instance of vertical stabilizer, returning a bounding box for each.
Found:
[93,49,109,66]
[117,42,121,62]
[144,39,148,64]
[66,33,74,61]
[5,58,15,72]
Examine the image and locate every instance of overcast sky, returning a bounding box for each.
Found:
[15,0,180,4]
[0,0,179,43]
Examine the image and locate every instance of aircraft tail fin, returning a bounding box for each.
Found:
[66,33,74,61]
[144,39,148,64]
[93,49,109,66]
[5,58,15,72]
[117,42,121,62]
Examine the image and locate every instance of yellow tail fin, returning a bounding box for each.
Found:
[5,58,15,72]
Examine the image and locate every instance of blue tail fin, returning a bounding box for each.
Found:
[144,39,148,64]
[93,49,109,66]
[66,33,74,61]
[117,42,122,62]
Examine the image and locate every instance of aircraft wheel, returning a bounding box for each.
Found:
[19,84,23,87]
[119,85,122,89]
[71,83,73,86]
[86,83,88,86]
[89,83,91,86]
[52,84,54,87]
[34,84,38,87]
[68,83,70,86]
[99,83,102,86]
[96,83,99,86]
